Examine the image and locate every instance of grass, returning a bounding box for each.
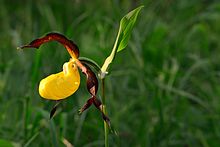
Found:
[1,0,220,146]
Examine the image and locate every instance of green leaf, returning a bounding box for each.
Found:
[117,6,144,52]
[101,5,143,76]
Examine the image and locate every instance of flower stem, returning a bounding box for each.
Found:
[101,78,109,147]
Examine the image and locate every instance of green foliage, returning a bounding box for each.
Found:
[101,6,143,75]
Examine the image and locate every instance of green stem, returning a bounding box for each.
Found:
[101,78,109,147]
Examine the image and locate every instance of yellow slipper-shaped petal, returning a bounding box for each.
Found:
[39,61,80,100]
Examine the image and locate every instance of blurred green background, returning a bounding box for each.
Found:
[1,0,220,146]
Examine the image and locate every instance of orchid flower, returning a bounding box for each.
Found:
[19,32,110,126]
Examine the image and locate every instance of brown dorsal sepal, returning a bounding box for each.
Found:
[19,32,79,58]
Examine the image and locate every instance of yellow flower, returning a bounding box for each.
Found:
[19,32,110,125]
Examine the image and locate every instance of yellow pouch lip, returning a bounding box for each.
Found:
[39,61,80,100]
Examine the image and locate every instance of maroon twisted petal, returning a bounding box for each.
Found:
[79,63,110,127]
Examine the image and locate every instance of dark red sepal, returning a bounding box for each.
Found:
[19,32,79,58]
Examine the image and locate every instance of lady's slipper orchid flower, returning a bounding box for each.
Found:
[19,32,110,126]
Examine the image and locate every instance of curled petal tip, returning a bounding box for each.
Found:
[17,45,28,50]
[17,46,22,50]
[17,45,39,50]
